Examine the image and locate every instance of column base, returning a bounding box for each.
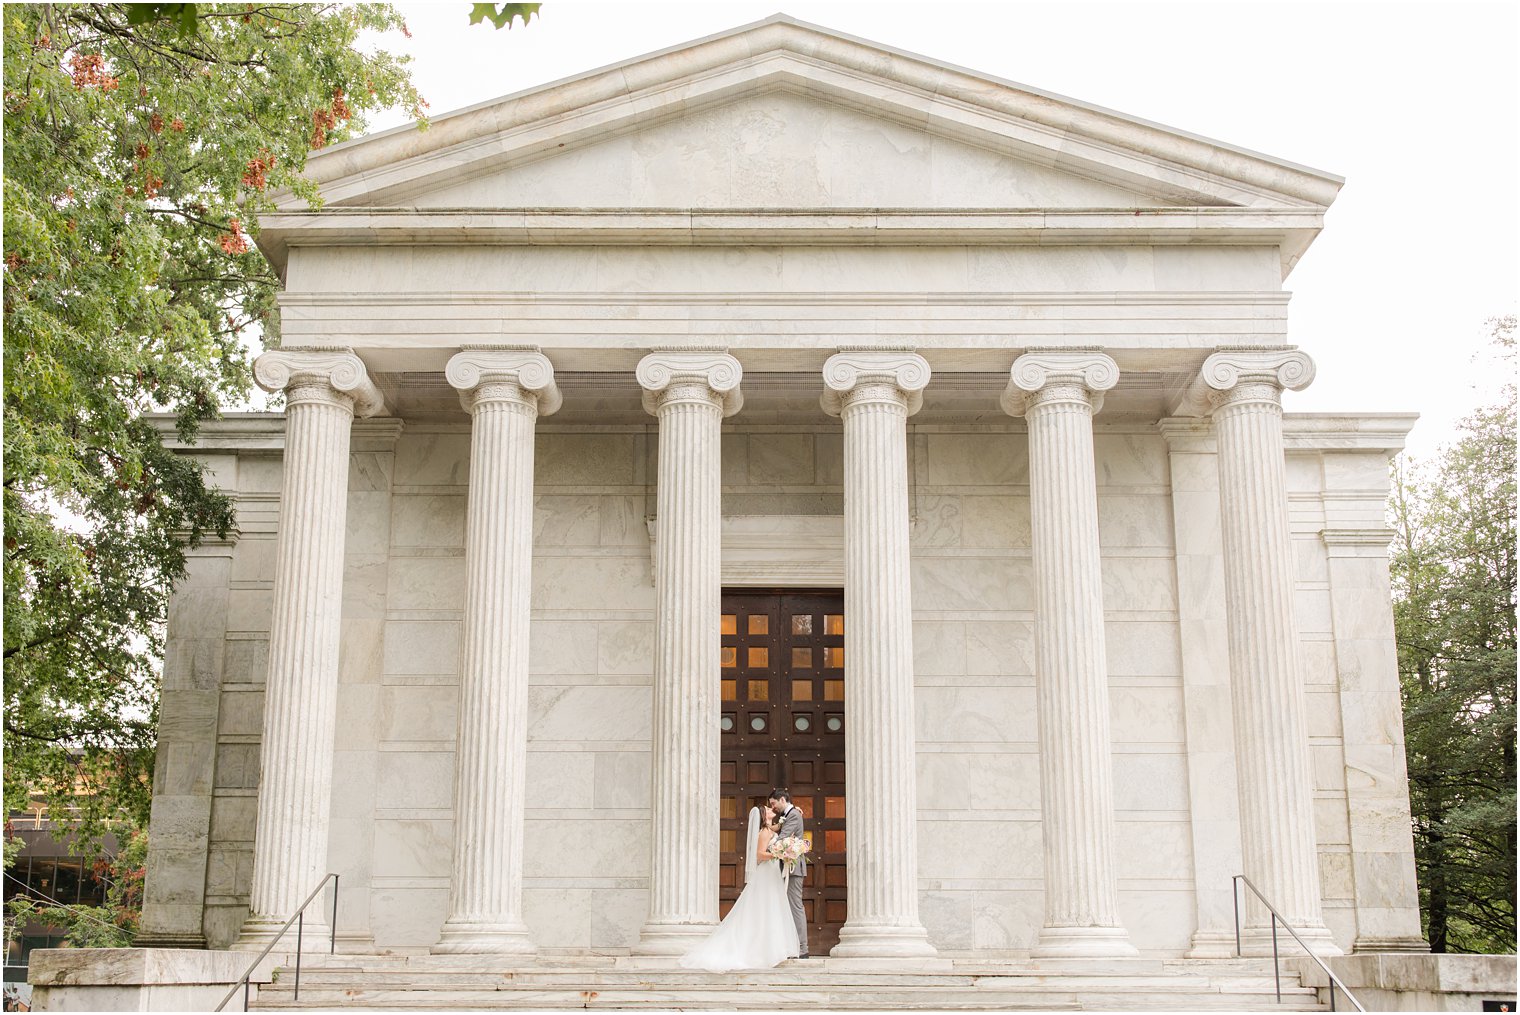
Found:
[1187,928,1240,958]
[632,922,716,956]
[134,931,207,950]
[1032,926,1139,959]
[830,922,938,959]
[1352,935,1430,953]
[433,918,536,955]
[1240,923,1343,958]
[234,913,332,953]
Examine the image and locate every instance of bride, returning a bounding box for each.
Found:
[679,805,799,971]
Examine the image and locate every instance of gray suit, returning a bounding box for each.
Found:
[777,805,808,956]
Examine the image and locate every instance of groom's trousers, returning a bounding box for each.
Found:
[787,872,807,956]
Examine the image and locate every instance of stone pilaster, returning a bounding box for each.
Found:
[434,349,560,954]
[1156,418,1246,958]
[1003,352,1137,959]
[238,350,383,950]
[139,536,237,949]
[821,351,936,959]
[634,351,742,954]
[1182,349,1341,955]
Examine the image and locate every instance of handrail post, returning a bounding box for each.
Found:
[1232,875,1242,957]
[295,911,303,1002]
[1264,917,1276,1002]
[331,874,340,955]
[242,980,249,1013]
[1330,980,1337,1011]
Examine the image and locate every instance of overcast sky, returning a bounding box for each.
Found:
[356,1,1518,460]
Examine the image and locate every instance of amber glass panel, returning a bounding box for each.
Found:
[720,829,736,853]
[721,647,737,668]
[824,679,844,701]
[791,679,812,702]
[748,646,769,668]
[825,830,846,853]
[747,679,769,701]
[721,679,736,700]
[824,614,844,635]
[721,797,737,819]
[803,829,814,847]
[823,647,844,669]
[791,614,813,635]
[793,796,813,817]
[748,614,769,635]
[790,647,813,669]
[721,614,737,635]
[825,796,845,819]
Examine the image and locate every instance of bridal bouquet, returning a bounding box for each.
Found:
[768,835,812,873]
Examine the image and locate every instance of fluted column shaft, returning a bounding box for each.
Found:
[240,351,383,949]
[435,350,559,954]
[822,352,936,959]
[1005,352,1136,959]
[1207,360,1338,954]
[635,352,742,954]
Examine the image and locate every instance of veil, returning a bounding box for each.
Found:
[744,806,760,878]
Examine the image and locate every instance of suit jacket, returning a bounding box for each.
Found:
[778,805,807,877]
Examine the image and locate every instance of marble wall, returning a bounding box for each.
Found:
[149,413,1417,957]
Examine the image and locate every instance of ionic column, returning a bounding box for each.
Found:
[434,349,561,954]
[821,351,937,959]
[634,351,742,954]
[1003,352,1137,959]
[1179,349,1340,955]
[239,350,384,949]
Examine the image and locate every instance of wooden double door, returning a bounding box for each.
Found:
[718,590,847,956]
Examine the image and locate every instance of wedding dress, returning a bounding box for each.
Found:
[678,807,799,972]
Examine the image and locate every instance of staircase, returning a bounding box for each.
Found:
[247,955,1328,1011]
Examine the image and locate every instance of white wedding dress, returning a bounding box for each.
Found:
[679,808,799,972]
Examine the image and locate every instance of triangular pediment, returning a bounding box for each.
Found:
[406,89,1172,211]
[282,15,1341,214]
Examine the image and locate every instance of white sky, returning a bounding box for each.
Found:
[355,0,1519,460]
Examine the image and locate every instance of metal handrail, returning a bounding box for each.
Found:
[214,873,339,1012]
[1232,874,1364,1012]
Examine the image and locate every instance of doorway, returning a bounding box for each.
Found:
[718,590,847,956]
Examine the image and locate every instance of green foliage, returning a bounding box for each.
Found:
[5,827,148,949]
[123,4,200,33]
[3,3,424,845]
[469,4,540,30]
[1391,316,1517,953]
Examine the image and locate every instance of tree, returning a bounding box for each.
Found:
[5,827,149,948]
[3,3,424,842]
[1390,316,1517,953]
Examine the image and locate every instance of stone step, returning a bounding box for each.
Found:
[252,986,1325,1011]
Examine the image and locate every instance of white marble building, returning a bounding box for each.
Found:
[138,15,1428,962]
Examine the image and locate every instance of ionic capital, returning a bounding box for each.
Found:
[1173,349,1315,417]
[820,351,931,417]
[253,349,384,417]
[446,348,562,416]
[1001,351,1119,417]
[636,351,743,417]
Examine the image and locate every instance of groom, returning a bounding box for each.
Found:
[767,788,809,959]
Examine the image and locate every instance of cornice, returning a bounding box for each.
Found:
[256,208,1325,273]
